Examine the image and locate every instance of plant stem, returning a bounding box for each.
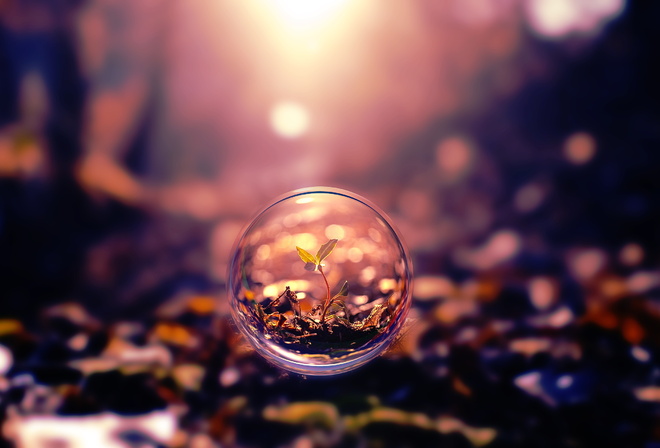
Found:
[319,265,331,322]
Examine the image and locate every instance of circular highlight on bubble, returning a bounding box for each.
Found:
[227,187,413,375]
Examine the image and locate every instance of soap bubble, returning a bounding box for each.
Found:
[228,187,413,375]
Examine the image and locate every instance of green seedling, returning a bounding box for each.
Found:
[296,239,348,321]
[252,239,392,352]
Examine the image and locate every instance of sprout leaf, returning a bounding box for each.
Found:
[316,239,338,263]
[296,246,317,265]
[333,281,349,299]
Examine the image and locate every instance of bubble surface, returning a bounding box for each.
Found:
[228,187,413,375]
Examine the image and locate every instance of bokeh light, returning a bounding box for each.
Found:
[270,101,311,139]
[525,0,625,39]
[564,132,597,165]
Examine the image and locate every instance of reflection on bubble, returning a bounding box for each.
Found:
[256,244,271,260]
[368,227,382,243]
[347,247,363,263]
[325,224,345,240]
[228,187,413,375]
[283,213,302,228]
[359,266,377,285]
[292,233,318,251]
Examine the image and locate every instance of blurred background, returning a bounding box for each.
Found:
[1,0,659,446]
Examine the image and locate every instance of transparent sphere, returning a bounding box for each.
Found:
[228,187,413,375]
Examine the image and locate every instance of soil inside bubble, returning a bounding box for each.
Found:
[273,321,384,354]
[248,292,393,355]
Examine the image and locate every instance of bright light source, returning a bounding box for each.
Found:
[265,0,350,31]
[270,101,310,139]
[526,0,625,40]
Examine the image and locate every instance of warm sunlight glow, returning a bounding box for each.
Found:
[270,101,310,139]
[264,0,351,31]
